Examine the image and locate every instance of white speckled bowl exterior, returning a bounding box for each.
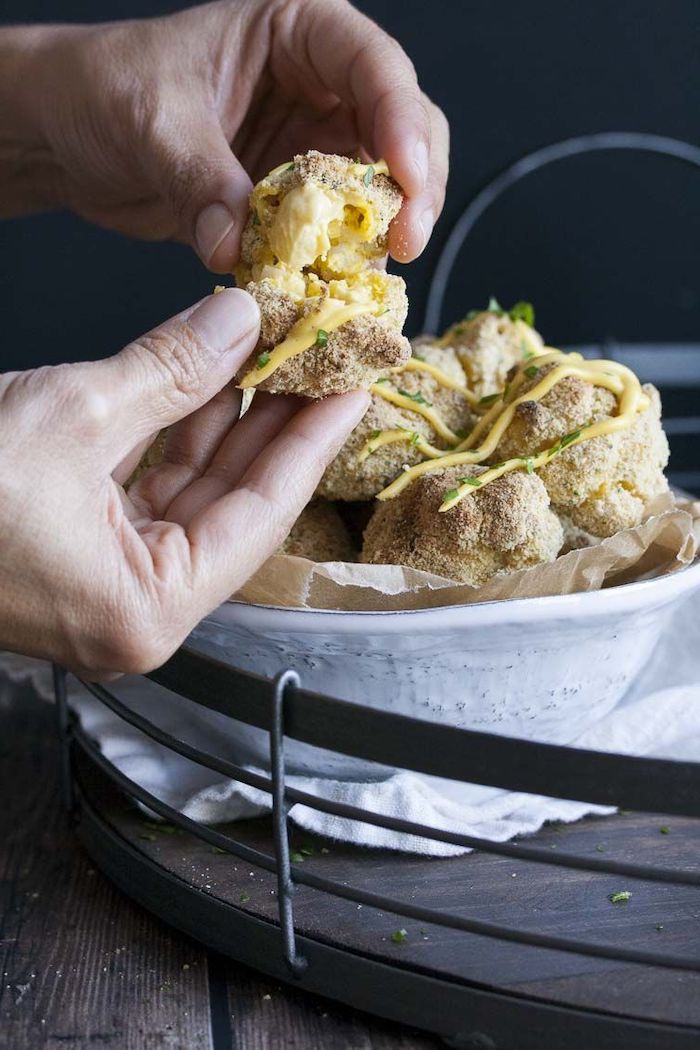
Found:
[188,562,700,780]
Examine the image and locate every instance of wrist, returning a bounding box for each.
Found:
[0,24,87,215]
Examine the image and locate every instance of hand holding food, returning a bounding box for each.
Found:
[0,1,448,267]
[0,290,368,676]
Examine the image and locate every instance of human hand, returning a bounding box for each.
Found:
[9,0,448,268]
[0,289,368,677]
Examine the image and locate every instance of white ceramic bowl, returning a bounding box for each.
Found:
[188,561,700,780]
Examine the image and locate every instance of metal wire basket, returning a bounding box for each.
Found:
[54,134,700,1049]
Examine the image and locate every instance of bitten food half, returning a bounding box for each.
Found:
[233,151,411,397]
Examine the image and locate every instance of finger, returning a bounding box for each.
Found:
[181,390,370,609]
[144,108,253,272]
[281,1,431,199]
[126,383,243,519]
[389,97,450,262]
[99,289,259,458]
[164,392,304,527]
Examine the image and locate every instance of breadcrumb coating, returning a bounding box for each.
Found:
[278,501,356,561]
[492,369,669,537]
[240,275,410,397]
[362,466,564,585]
[441,311,544,399]
[318,344,477,500]
[234,150,410,397]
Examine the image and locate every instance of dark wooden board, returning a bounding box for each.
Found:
[94,750,700,1030]
[0,676,441,1049]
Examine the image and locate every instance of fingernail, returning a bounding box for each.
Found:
[195,202,235,263]
[418,206,434,253]
[188,288,260,355]
[413,139,430,191]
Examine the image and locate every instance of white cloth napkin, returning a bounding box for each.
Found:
[3,591,699,857]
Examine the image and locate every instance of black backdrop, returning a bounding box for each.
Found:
[1,0,699,372]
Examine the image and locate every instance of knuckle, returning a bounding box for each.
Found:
[52,368,113,436]
[133,328,206,405]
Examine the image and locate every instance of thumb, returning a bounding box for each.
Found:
[102,289,259,454]
[152,112,253,272]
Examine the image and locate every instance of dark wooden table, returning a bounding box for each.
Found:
[0,674,440,1050]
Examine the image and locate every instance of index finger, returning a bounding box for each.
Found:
[280,0,448,256]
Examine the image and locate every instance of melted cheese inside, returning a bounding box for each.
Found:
[364,350,649,510]
[237,158,394,389]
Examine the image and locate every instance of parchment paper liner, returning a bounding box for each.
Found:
[235,493,700,612]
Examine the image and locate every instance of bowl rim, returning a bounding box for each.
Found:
[208,558,700,632]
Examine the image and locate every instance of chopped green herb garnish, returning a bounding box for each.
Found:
[390,929,408,944]
[455,427,469,438]
[609,890,632,904]
[256,351,271,370]
[524,365,539,380]
[285,162,295,171]
[659,825,670,835]
[479,392,500,406]
[315,329,329,348]
[290,851,305,864]
[522,457,535,474]
[487,296,504,314]
[509,300,535,327]
[370,429,382,440]
[460,476,481,487]
[239,892,251,903]
[444,488,461,503]
[397,389,432,406]
[453,323,466,333]
[410,431,420,446]
[251,210,261,226]
[412,352,426,361]
[560,430,581,448]
[489,461,506,469]
[363,165,375,186]
[374,377,390,384]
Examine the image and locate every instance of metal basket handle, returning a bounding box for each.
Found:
[423,131,700,334]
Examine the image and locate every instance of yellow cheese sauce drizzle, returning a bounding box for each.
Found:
[357,343,556,462]
[239,299,373,389]
[374,353,649,509]
[238,157,390,389]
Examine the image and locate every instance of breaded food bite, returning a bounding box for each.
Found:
[440,304,544,400]
[234,151,411,397]
[317,343,477,501]
[279,501,356,562]
[362,466,563,585]
[491,366,669,538]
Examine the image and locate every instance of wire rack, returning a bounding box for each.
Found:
[54,133,700,1048]
[54,637,700,1049]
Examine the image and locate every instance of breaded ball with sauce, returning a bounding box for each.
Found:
[362,466,564,586]
[317,343,477,501]
[440,310,544,400]
[491,364,669,538]
[278,501,356,562]
[234,151,411,397]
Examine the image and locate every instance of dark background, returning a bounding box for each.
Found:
[1,1,698,488]
[2,0,700,365]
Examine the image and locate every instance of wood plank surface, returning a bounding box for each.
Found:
[0,671,443,1049]
[0,677,213,1050]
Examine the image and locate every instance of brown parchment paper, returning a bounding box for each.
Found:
[235,493,700,612]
